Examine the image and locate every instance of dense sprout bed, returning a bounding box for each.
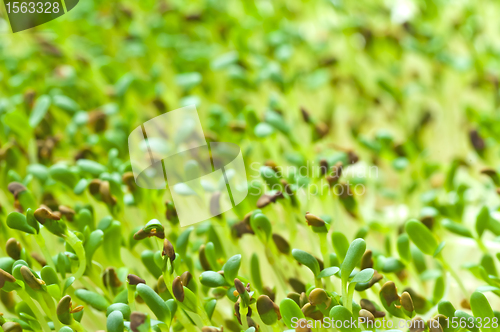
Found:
[1,0,500,331]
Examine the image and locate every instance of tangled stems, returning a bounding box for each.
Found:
[17,289,52,332]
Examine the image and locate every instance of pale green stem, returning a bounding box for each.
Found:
[240,304,249,330]
[40,291,63,331]
[64,230,86,280]
[437,256,468,299]
[18,290,52,332]
[318,233,334,291]
[346,284,355,313]
[127,285,136,312]
[177,309,198,332]
[35,233,56,271]
[71,320,89,332]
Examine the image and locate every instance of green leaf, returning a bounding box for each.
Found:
[75,289,110,311]
[476,207,490,238]
[341,239,366,288]
[27,164,49,183]
[76,159,107,176]
[455,310,479,332]
[199,271,228,287]
[254,123,275,138]
[84,230,103,267]
[204,299,216,320]
[433,242,446,257]
[106,303,131,320]
[106,310,125,332]
[6,212,36,234]
[470,291,497,332]
[292,249,320,277]
[176,227,193,257]
[481,254,498,277]
[441,219,473,238]
[40,266,59,285]
[405,220,438,256]
[438,300,456,318]
[223,255,241,284]
[141,251,162,279]
[53,95,80,113]
[329,305,361,332]
[318,266,340,278]
[381,257,405,273]
[205,242,219,271]
[397,234,411,262]
[332,232,350,263]
[433,276,445,304]
[26,208,40,234]
[3,110,33,141]
[250,253,263,292]
[250,212,272,242]
[351,268,374,284]
[136,283,171,322]
[279,298,305,329]
[29,95,51,127]
[49,164,79,188]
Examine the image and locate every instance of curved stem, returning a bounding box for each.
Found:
[65,230,86,280]
[71,320,89,332]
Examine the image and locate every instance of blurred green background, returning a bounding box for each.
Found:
[1,0,500,329]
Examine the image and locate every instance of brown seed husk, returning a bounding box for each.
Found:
[308,288,330,307]
[2,321,23,332]
[401,291,414,312]
[7,182,27,198]
[305,212,325,227]
[180,271,192,287]
[295,318,312,332]
[57,295,72,316]
[103,267,122,288]
[427,318,443,332]
[6,238,21,260]
[20,266,44,290]
[0,268,16,288]
[88,179,102,196]
[58,205,76,221]
[201,327,222,332]
[409,317,426,332]
[99,181,117,205]
[272,233,290,254]
[130,312,147,332]
[199,245,211,271]
[234,278,246,295]
[162,238,176,263]
[127,274,145,286]
[34,206,60,224]
[359,309,375,323]
[380,281,400,306]
[360,250,373,270]
[172,276,185,302]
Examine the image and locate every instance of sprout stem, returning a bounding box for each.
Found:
[437,256,468,299]
[64,230,87,280]
[18,289,52,332]
[35,233,57,271]
[240,304,249,330]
